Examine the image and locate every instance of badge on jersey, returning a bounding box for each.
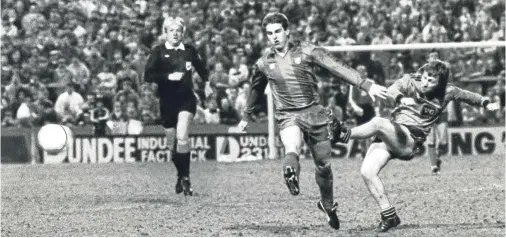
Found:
[186,61,191,70]
[164,54,170,58]
[294,57,301,64]
[420,104,438,117]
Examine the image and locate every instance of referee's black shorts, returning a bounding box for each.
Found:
[160,93,197,129]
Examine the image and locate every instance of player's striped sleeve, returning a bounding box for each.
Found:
[446,85,490,107]
[310,46,373,91]
[387,75,411,104]
[243,63,268,121]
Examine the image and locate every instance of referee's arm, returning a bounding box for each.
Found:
[144,47,165,83]
[190,46,209,82]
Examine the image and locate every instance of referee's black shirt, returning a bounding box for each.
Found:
[144,42,209,102]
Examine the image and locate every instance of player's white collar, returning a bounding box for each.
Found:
[165,42,185,51]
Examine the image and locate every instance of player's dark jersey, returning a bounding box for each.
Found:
[244,41,373,118]
[388,74,487,135]
[144,42,208,102]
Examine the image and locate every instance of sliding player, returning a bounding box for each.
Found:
[334,60,500,232]
[144,17,213,196]
[238,12,388,229]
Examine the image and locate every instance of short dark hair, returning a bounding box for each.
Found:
[420,60,450,86]
[262,12,289,30]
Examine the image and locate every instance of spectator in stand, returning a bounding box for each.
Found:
[32,88,57,126]
[228,54,249,88]
[219,97,240,125]
[209,62,230,100]
[193,94,206,124]
[476,10,499,41]
[2,110,18,127]
[107,101,128,135]
[422,15,448,43]
[386,55,405,80]
[15,89,36,128]
[67,57,90,94]
[0,0,504,127]
[235,82,250,117]
[116,62,140,91]
[204,97,220,124]
[337,28,357,46]
[54,83,84,125]
[114,80,140,104]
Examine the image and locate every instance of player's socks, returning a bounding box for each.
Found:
[177,152,193,196]
[282,152,300,175]
[437,143,448,156]
[378,206,401,232]
[283,152,300,195]
[177,152,191,177]
[428,145,441,174]
[381,206,396,218]
[171,152,184,194]
[315,164,334,210]
[171,152,184,178]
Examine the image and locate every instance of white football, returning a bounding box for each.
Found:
[38,124,68,154]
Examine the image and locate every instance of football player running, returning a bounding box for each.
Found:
[238,12,388,229]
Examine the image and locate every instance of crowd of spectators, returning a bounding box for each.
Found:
[1,0,504,130]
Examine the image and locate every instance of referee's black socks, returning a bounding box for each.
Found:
[173,152,191,178]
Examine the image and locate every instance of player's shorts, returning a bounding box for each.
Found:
[276,104,332,145]
[355,103,376,125]
[160,93,197,129]
[372,122,426,161]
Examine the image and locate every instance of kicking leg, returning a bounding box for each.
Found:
[361,142,401,232]
[346,117,416,157]
[279,125,303,196]
[176,111,194,196]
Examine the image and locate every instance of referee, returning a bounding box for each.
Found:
[144,17,213,196]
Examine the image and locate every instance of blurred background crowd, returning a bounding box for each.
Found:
[1,0,504,131]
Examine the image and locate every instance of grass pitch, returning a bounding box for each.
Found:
[2,154,504,236]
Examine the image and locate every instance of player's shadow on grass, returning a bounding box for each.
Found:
[347,221,505,233]
[225,224,322,235]
[125,197,183,205]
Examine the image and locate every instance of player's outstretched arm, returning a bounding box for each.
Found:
[143,47,164,83]
[310,47,387,100]
[447,85,500,111]
[239,64,268,131]
[387,75,412,104]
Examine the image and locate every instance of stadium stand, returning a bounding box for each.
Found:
[1,0,504,129]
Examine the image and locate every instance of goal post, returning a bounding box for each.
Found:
[266,41,506,159]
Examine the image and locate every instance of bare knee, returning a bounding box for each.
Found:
[176,132,190,153]
[360,163,378,180]
[370,117,390,136]
[311,141,331,163]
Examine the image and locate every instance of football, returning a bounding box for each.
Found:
[37,124,68,154]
